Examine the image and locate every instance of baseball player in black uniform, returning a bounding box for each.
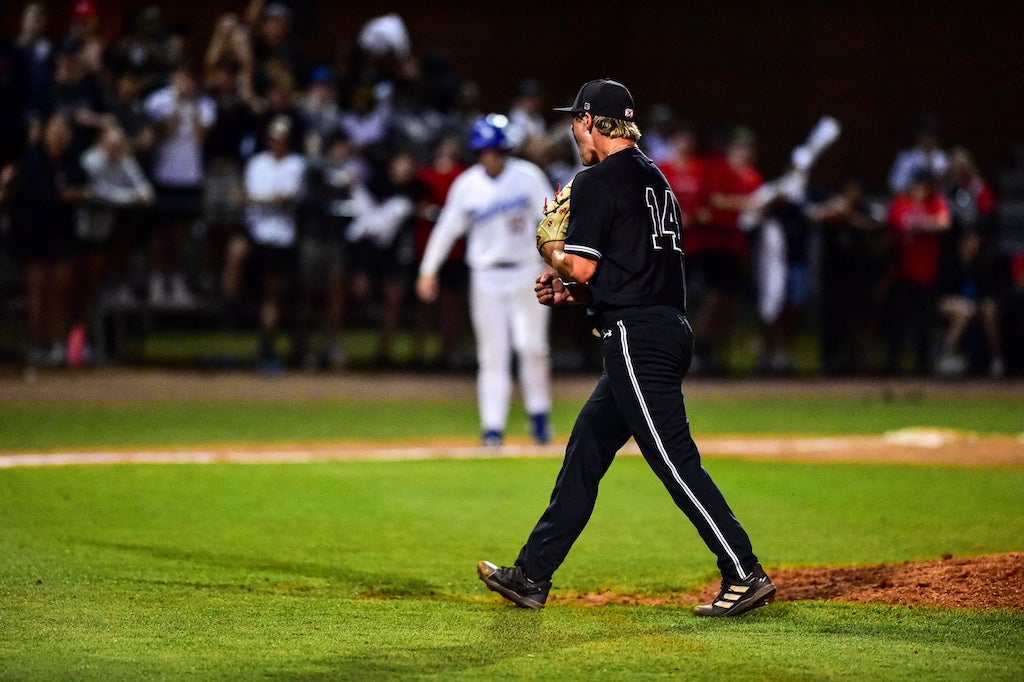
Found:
[478,79,775,617]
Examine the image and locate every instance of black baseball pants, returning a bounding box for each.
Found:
[515,306,758,584]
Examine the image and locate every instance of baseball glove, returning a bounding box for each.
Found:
[536,179,572,252]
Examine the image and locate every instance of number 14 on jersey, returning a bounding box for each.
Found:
[645,187,682,253]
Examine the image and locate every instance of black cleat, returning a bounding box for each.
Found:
[477,561,551,609]
[694,565,776,617]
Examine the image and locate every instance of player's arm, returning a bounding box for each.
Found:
[539,172,600,284]
[416,178,470,302]
[540,242,597,284]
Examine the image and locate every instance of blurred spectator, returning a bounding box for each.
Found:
[245,0,301,98]
[65,0,107,84]
[416,48,464,125]
[10,2,54,143]
[79,124,155,308]
[388,65,452,168]
[251,76,306,155]
[9,114,89,368]
[945,147,997,233]
[228,115,306,371]
[882,169,952,375]
[50,35,110,158]
[339,81,393,165]
[107,5,177,95]
[889,114,949,195]
[342,12,419,166]
[752,197,814,375]
[505,77,547,153]
[410,133,469,369]
[657,121,706,230]
[203,12,257,106]
[452,79,484,137]
[690,125,763,374]
[105,70,156,170]
[536,127,581,190]
[298,66,342,157]
[805,181,888,375]
[143,66,216,307]
[200,52,256,299]
[640,102,676,165]
[347,148,426,365]
[294,130,370,370]
[935,147,1005,377]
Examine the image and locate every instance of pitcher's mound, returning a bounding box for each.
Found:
[718,552,1024,610]
[562,553,1024,610]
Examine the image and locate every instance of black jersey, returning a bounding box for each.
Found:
[563,147,687,315]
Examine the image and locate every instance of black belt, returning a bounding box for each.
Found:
[593,304,686,329]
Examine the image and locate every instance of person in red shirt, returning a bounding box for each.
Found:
[657,121,706,230]
[411,133,470,369]
[687,126,762,374]
[883,169,952,374]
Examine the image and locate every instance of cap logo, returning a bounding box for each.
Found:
[583,102,591,110]
[624,108,634,119]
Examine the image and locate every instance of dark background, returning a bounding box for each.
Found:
[6,0,1022,192]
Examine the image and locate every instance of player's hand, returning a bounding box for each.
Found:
[535,272,570,307]
[416,274,439,303]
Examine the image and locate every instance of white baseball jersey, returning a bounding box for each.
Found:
[419,158,553,276]
[419,155,554,436]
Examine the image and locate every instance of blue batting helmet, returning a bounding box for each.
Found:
[468,113,510,151]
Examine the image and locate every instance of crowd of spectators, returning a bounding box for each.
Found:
[1,1,1022,377]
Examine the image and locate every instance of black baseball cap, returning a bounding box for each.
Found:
[553,79,636,121]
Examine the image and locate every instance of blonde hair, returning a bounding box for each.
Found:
[594,115,642,141]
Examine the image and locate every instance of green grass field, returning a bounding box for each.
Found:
[2,390,1023,679]
[1,393,1020,451]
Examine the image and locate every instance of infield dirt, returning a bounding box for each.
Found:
[5,367,1024,404]
[562,553,1024,611]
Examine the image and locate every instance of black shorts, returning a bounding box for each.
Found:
[154,185,203,221]
[11,212,77,263]
[299,235,346,285]
[250,242,297,278]
[348,237,411,283]
[687,250,747,294]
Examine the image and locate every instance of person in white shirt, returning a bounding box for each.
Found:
[416,114,554,446]
[888,115,948,195]
[227,115,306,370]
[143,67,216,306]
[79,124,154,307]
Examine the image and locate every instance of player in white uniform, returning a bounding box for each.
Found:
[416,114,554,447]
